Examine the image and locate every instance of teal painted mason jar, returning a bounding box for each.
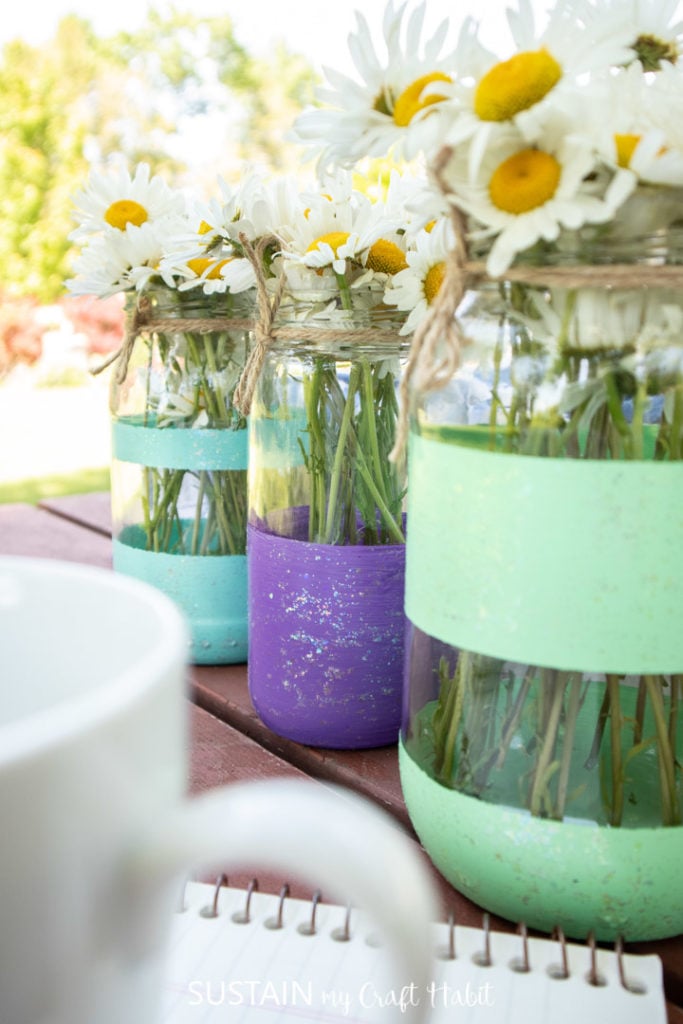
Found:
[400,216,683,941]
[110,288,253,664]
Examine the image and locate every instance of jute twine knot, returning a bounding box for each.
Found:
[232,234,286,416]
[232,233,408,416]
[91,293,257,384]
[390,143,683,462]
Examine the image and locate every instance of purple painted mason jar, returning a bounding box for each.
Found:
[247,286,409,748]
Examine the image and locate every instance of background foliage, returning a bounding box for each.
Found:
[0,7,319,307]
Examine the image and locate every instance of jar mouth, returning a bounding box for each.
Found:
[272,283,408,337]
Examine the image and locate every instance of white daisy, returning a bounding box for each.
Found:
[444,0,634,169]
[443,120,635,277]
[571,0,683,70]
[383,218,455,335]
[638,59,683,152]
[290,0,477,169]
[282,188,393,281]
[382,168,449,233]
[66,221,178,298]
[176,253,256,296]
[581,62,683,188]
[69,163,187,241]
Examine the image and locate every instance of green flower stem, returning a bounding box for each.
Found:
[435,655,467,784]
[604,372,634,459]
[489,339,504,450]
[360,361,389,501]
[494,668,534,770]
[202,333,233,425]
[159,470,186,552]
[191,472,207,555]
[644,674,681,825]
[669,675,681,751]
[631,380,647,460]
[555,675,582,821]
[529,670,565,817]
[212,473,240,554]
[200,502,216,556]
[671,386,683,460]
[606,674,624,826]
[212,470,248,555]
[324,364,360,544]
[141,466,154,545]
[353,443,405,543]
[303,364,328,541]
[334,271,353,312]
[432,658,459,772]
[634,677,647,745]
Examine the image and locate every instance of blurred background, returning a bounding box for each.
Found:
[0,0,530,504]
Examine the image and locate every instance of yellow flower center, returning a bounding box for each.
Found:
[366,239,408,274]
[393,72,451,127]
[489,149,561,214]
[104,199,149,230]
[424,262,446,304]
[187,257,233,279]
[198,220,213,235]
[614,133,641,169]
[474,49,562,122]
[306,231,350,256]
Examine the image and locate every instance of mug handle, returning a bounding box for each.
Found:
[130,778,439,1023]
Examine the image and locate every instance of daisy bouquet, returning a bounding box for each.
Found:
[293,0,683,825]
[67,164,258,557]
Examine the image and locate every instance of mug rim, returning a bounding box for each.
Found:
[0,555,188,768]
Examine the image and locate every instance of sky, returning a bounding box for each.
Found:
[3,0,525,74]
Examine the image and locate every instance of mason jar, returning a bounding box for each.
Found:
[400,210,683,940]
[248,285,409,748]
[110,287,254,664]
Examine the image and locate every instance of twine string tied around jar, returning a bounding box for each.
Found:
[390,144,683,462]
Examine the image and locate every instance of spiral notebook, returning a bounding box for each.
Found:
[162,879,667,1022]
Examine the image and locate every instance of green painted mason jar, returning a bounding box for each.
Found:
[400,211,683,940]
[109,287,254,664]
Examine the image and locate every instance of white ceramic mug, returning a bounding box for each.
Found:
[0,556,438,1024]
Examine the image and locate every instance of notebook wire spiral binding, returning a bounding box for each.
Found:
[162,875,668,1023]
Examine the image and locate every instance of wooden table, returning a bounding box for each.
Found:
[2,491,682,1021]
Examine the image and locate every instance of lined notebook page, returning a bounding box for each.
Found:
[162,881,667,1023]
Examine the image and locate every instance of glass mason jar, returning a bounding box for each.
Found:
[400,206,683,940]
[248,285,409,748]
[110,287,253,664]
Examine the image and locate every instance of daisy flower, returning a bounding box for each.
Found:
[572,0,683,71]
[282,188,394,282]
[581,62,683,188]
[290,0,474,169]
[69,163,187,241]
[176,253,257,296]
[444,0,634,170]
[198,171,293,247]
[66,220,179,298]
[443,119,635,277]
[383,218,455,335]
[382,168,450,233]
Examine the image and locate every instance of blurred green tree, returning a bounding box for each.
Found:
[0,8,318,302]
